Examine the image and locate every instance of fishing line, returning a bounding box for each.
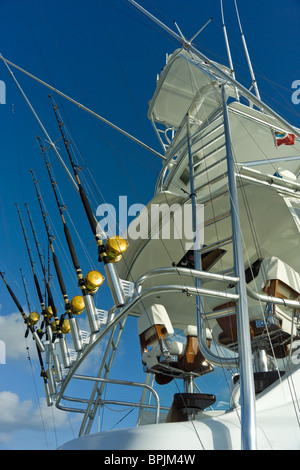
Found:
[46,99,192,434]
[183,57,240,373]
[229,113,300,429]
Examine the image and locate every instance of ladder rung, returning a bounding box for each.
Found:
[203,306,236,321]
[199,236,232,255]
[194,143,226,171]
[204,211,231,228]
[195,172,228,193]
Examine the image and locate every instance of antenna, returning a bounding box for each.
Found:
[173,17,213,46]
[233,0,261,100]
[220,0,239,101]
[189,17,213,44]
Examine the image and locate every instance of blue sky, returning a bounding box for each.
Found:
[0,0,299,450]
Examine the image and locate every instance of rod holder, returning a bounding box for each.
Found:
[69,317,82,352]
[33,331,45,353]
[52,351,63,382]
[44,382,53,407]
[104,263,125,307]
[47,367,57,395]
[46,325,55,349]
[59,336,71,368]
[83,293,100,333]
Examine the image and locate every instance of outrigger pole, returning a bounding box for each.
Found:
[233,0,261,100]
[0,54,165,162]
[220,0,239,101]
[0,53,78,191]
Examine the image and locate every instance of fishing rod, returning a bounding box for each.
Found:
[24,202,67,385]
[37,136,102,334]
[0,271,45,353]
[24,201,57,346]
[19,268,53,406]
[30,167,83,356]
[48,95,128,308]
[16,203,49,336]
[19,267,40,332]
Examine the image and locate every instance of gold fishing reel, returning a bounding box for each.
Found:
[85,270,104,294]
[28,311,40,326]
[70,295,85,315]
[45,305,57,319]
[105,235,128,263]
[60,319,71,334]
[51,318,71,334]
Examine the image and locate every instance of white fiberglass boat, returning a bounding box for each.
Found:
[3,0,300,451]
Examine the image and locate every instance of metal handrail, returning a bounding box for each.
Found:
[55,281,240,412]
[73,375,160,427]
[135,266,239,290]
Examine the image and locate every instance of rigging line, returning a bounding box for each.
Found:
[31,0,158,192]
[0,55,165,162]
[160,135,239,425]
[229,119,300,421]
[48,80,218,440]
[233,170,300,420]
[183,59,239,370]
[11,104,26,203]
[47,103,201,431]
[40,139,96,271]
[210,23,300,121]
[0,54,78,191]
[25,345,50,450]
[97,0,154,153]
[128,0,300,143]
[18,265,52,437]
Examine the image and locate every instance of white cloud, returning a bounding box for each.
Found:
[0,390,73,444]
[0,312,29,360]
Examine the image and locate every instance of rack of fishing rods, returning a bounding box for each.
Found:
[0,95,129,406]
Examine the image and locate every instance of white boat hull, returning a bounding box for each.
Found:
[59,367,300,450]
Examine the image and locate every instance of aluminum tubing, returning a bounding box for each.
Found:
[83,293,100,333]
[69,317,82,352]
[52,351,63,383]
[48,366,57,395]
[59,336,71,368]
[33,331,45,353]
[44,382,53,407]
[46,325,55,350]
[104,263,125,307]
